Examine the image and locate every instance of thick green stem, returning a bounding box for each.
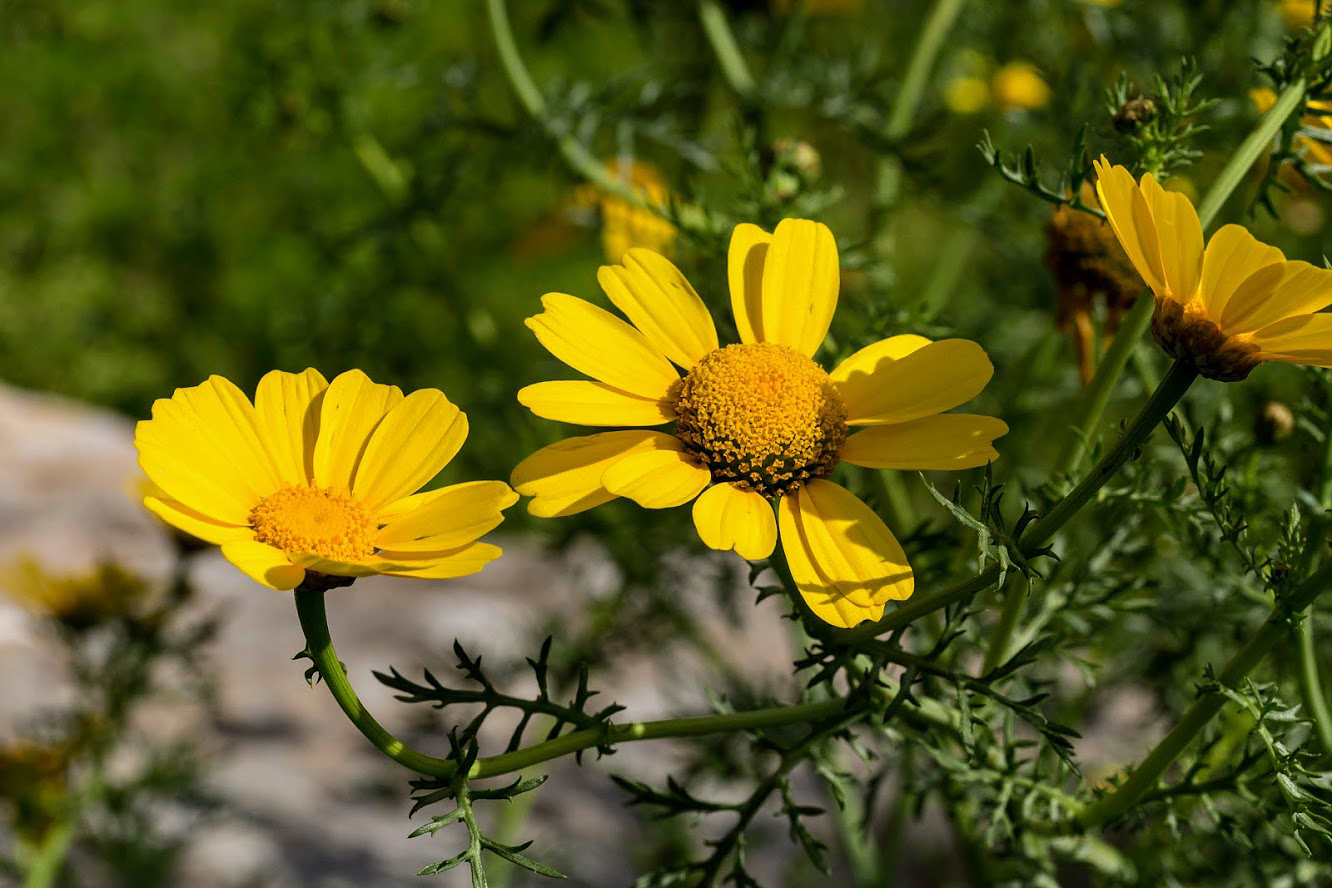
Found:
[1299,615,1332,756]
[698,0,756,99]
[1195,78,1306,228]
[484,0,654,211]
[1078,559,1332,829]
[295,587,457,775]
[295,587,855,780]
[20,818,77,888]
[846,359,1198,641]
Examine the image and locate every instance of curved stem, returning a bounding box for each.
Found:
[1077,558,1332,830]
[846,359,1198,641]
[484,0,654,211]
[698,0,756,100]
[295,586,857,780]
[295,587,457,775]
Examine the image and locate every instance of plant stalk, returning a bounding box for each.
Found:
[698,0,756,99]
[1077,559,1332,829]
[295,586,859,780]
[485,0,655,211]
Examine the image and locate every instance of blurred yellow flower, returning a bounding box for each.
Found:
[1249,86,1278,114]
[572,159,676,264]
[512,220,1006,628]
[945,76,991,114]
[1094,155,1332,380]
[992,61,1052,111]
[1277,0,1317,27]
[4,558,149,631]
[134,369,516,590]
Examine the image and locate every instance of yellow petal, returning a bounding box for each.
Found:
[253,368,329,486]
[691,482,777,560]
[517,380,675,426]
[375,485,453,522]
[758,219,839,356]
[601,447,711,509]
[135,376,281,524]
[525,293,679,399]
[311,370,404,491]
[289,553,420,576]
[728,223,772,344]
[350,388,467,512]
[1198,225,1286,322]
[598,249,719,369]
[1138,171,1203,302]
[144,495,253,546]
[778,480,913,622]
[1253,313,1332,365]
[1093,157,1167,295]
[378,542,504,580]
[829,334,932,419]
[1223,259,1332,334]
[511,430,676,517]
[834,339,993,425]
[375,480,518,551]
[778,503,879,626]
[841,414,1009,469]
[221,540,306,590]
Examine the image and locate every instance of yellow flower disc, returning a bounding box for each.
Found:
[250,485,377,561]
[674,343,847,499]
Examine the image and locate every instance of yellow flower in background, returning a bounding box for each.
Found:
[1278,0,1318,28]
[135,369,516,590]
[4,558,150,631]
[512,220,1007,628]
[945,76,991,114]
[1250,87,1332,168]
[992,62,1052,111]
[1094,156,1332,380]
[571,158,676,264]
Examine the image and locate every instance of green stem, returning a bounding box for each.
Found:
[1077,559,1332,829]
[20,818,77,888]
[484,0,654,211]
[847,358,1198,641]
[885,0,967,140]
[1195,77,1306,229]
[1299,615,1332,756]
[295,587,856,780]
[698,0,756,99]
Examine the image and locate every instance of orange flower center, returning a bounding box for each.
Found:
[250,485,376,561]
[673,343,847,499]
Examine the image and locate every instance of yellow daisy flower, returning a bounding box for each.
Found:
[4,557,150,631]
[1093,156,1332,381]
[991,61,1052,112]
[511,219,1008,628]
[134,369,517,590]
